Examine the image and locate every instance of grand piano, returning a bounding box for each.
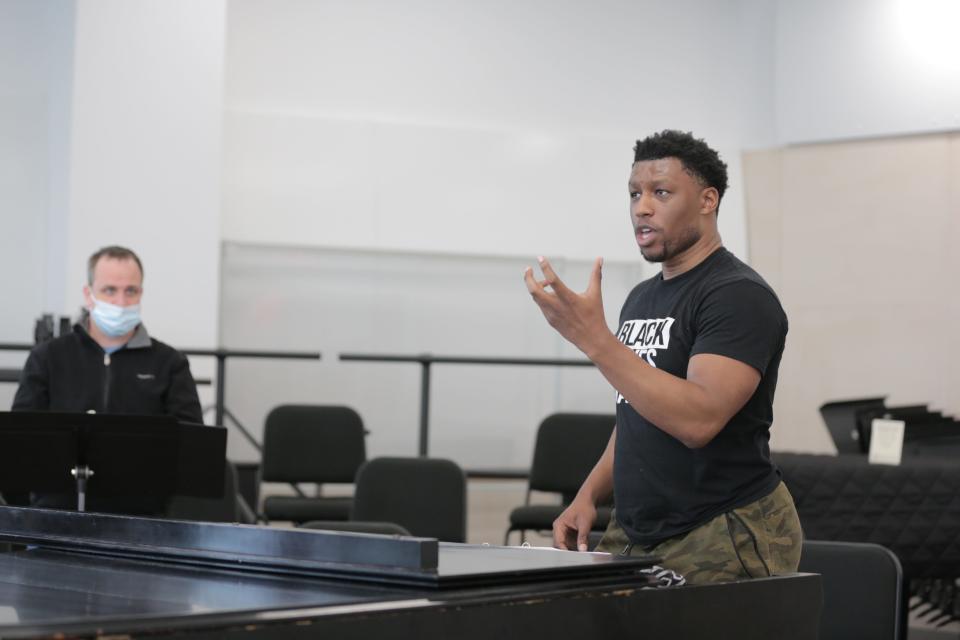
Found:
[0,506,821,639]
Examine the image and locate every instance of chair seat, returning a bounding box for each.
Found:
[263,496,353,523]
[508,504,612,531]
[299,520,411,536]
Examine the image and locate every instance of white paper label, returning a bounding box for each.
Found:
[868,418,905,466]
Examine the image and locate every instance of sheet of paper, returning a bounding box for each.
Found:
[868,418,905,466]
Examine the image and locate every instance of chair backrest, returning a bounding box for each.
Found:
[167,461,249,523]
[352,457,466,543]
[260,405,366,484]
[299,520,412,536]
[799,540,904,640]
[528,413,616,498]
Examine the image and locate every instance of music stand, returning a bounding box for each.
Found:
[819,397,887,454]
[0,412,226,514]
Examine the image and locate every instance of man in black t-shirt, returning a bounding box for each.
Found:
[524,130,801,584]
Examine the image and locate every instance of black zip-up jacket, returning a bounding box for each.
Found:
[12,321,203,423]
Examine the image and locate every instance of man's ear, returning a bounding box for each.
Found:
[82,284,94,309]
[700,187,719,216]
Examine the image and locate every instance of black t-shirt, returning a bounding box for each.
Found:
[613,247,787,546]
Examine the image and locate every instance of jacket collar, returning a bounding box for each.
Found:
[77,311,152,350]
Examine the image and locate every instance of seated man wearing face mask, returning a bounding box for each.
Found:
[13,245,203,423]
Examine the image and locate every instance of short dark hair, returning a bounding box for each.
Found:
[633,130,728,214]
[87,246,144,285]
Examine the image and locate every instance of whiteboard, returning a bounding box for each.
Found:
[219,242,649,469]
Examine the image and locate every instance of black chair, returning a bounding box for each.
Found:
[298,520,412,536]
[799,540,904,640]
[166,460,256,524]
[343,457,467,543]
[504,413,615,545]
[260,405,366,524]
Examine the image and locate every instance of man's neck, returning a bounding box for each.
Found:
[661,234,723,280]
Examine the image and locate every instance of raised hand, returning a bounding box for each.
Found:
[524,256,608,355]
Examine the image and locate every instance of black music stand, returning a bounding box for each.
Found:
[0,412,226,514]
[819,397,887,454]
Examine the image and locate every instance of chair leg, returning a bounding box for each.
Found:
[504,528,528,546]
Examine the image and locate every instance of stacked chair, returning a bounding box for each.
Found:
[820,397,960,456]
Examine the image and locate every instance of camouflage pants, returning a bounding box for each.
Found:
[595,482,803,585]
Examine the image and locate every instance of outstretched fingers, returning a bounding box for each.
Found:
[537,256,573,298]
[585,257,604,297]
[523,266,549,298]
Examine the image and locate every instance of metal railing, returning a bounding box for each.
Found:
[339,353,594,457]
[182,349,321,450]
[0,343,320,455]
[3,342,597,475]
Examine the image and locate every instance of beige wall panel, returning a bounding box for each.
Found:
[945,132,960,419]
[742,148,783,291]
[779,137,952,308]
[747,133,958,454]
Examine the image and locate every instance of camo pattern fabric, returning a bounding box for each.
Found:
[596,481,802,585]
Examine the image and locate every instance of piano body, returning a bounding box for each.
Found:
[0,507,821,639]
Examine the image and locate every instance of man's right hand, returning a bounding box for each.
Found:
[553,497,598,552]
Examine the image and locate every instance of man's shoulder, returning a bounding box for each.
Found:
[702,249,779,300]
[693,252,787,335]
[623,271,661,302]
[123,324,179,356]
[134,335,190,364]
[30,330,91,358]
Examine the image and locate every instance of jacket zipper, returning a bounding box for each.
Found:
[102,352,111,412]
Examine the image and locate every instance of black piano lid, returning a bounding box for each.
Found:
[0,507,655,589]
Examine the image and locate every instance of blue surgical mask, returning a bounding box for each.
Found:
[90,296,141,338]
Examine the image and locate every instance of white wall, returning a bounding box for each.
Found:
[0,0,73,345]
[0,0,74,413]
[775,0,960,144]
[222,0,779,264]
[63,0,226,352]
[218,244,645,466]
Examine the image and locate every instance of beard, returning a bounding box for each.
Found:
[640,225,702,263]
